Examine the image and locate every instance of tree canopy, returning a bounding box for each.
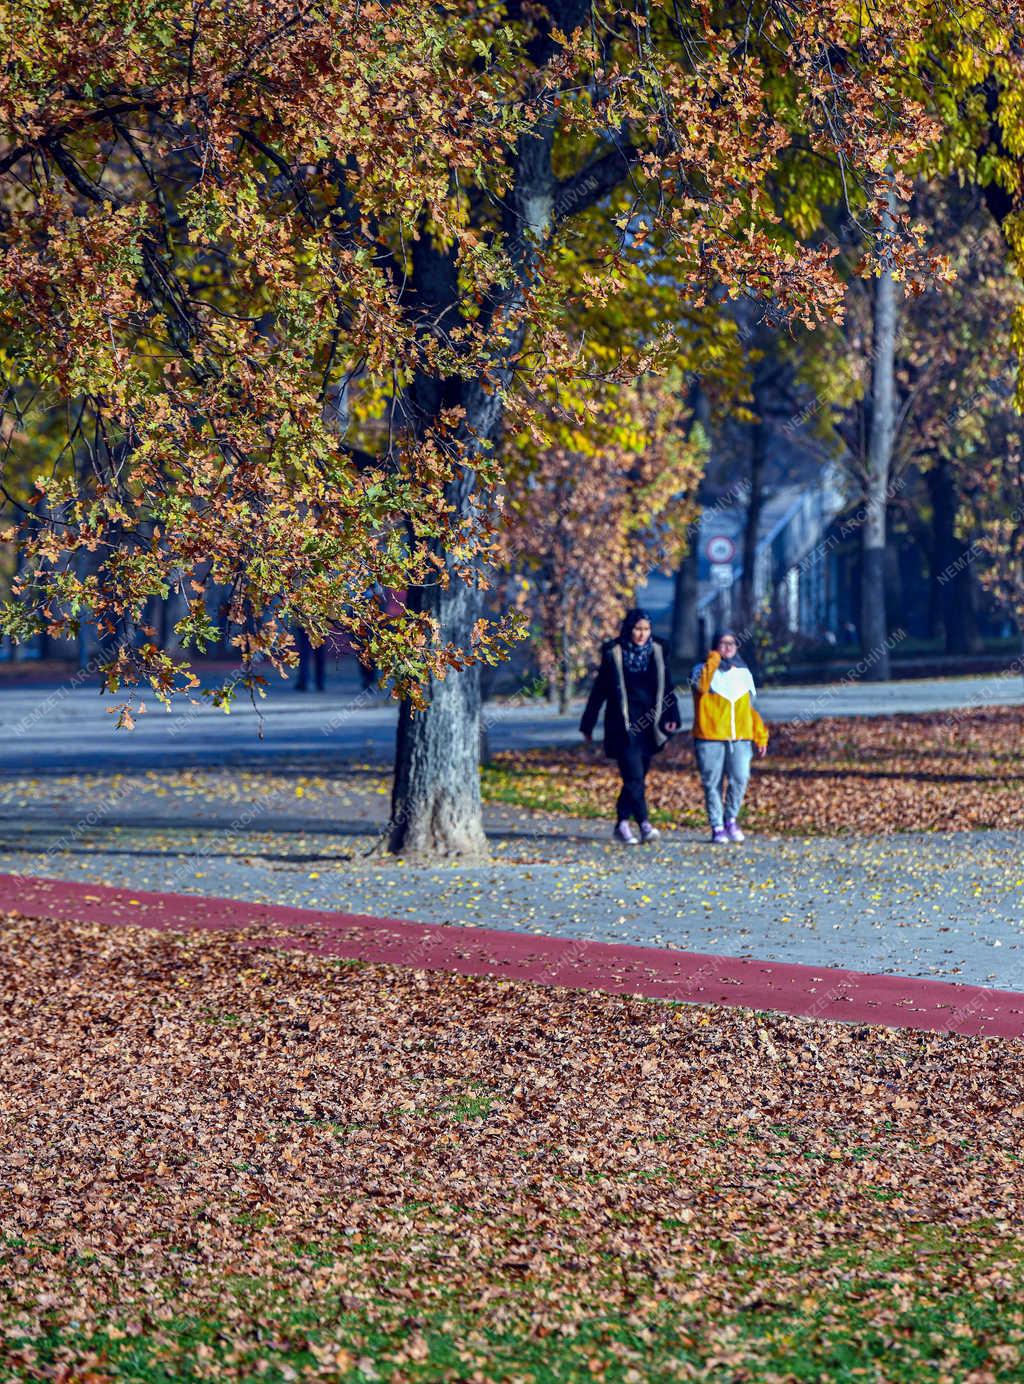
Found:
[2,0,1023,851]
[0,3,957,681]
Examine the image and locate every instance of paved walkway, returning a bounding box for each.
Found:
[0,666,1021,770]
[2,668,1022,1012]
[1,770,1021,992]
[3,872,1021,1037]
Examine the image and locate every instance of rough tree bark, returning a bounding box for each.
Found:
[390,561,489,857]
[388,58,620,856]
[387,211,496,856]
[860,182,900,680]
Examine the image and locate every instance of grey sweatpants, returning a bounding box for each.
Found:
[694,739,753,828]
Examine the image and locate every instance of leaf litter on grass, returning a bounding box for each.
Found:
[2,913,1024,1382]
[485,706,1024,836]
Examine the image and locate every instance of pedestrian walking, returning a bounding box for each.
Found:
[690,627,768,844]
[580,609,680,845]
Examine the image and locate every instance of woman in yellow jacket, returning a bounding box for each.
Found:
[690,628,768,844]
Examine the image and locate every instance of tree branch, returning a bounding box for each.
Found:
[48,141,125,205]
[0,100,159,178]
[552,134,644,223]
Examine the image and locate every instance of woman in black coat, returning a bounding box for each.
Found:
[579,608,680,844]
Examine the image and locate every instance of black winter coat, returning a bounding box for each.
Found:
[579,637,681,759]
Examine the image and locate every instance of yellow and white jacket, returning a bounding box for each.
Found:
[690,650,769,748]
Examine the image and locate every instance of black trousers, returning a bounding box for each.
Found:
[615,737,654,824]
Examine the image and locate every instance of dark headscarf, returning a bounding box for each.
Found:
[711,626,748,671]
[620,608,654,672]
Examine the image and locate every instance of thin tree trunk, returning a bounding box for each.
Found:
[9,543,24,662]
[670,544,700,667]
[558,623,573,714]
[929,457,955,650]
[928,456,982,655]
[961,562,983,656]
[670,380,710,667]
[35,494,51,660]
[738,411,766,633]
[860,181,900,680]
[479,661,498,767]
[76,549,100,671]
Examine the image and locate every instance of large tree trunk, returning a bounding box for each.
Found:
[390,571,487,858]
[388,105,560,857]
[860,183,900,680]
[385,45,662,857]
[387,226,493,856]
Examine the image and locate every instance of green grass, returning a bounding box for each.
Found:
[481,762,697,828]
[6,1225,1024,1381]
[6,1276,1021,1382]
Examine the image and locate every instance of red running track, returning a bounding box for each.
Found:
[1,871,1022,1038]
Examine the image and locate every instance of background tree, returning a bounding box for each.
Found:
[497,371,703,711]
[860,179,902,678]
[896,189,1021,655]
[976,436,1024,642]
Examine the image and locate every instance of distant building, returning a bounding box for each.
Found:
[695,461,847,639]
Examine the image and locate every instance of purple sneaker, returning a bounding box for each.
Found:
[725,819,745,843]
[614,820,640,845]
[711,826,729,845]
[639,821,660,843]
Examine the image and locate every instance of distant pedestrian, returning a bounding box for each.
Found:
[580,609,680,845]
[690,627,768,844]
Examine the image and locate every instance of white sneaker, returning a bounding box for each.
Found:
[614,821,640,845]
[639,822,660,842]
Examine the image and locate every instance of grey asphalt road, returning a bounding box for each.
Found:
[0,667,1022,772]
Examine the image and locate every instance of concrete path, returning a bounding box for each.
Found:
[0,666,1021,771]
[1,768,1022,992]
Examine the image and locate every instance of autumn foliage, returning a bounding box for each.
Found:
[496,373,703,709]
[0,0,968,718]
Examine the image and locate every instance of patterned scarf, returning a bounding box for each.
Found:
[621,637,653,673]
